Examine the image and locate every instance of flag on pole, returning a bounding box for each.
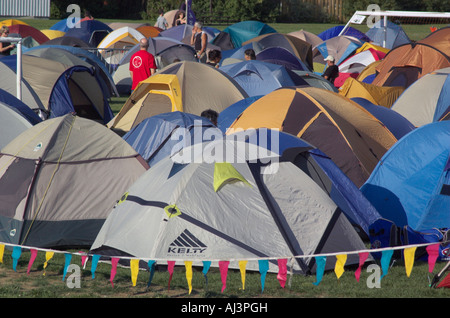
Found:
[186,0,196,25]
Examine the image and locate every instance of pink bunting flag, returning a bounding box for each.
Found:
[277,259,288,288]
[426,243,440,273]
[355,252,369,282]
[167,261,176,290]
[80,253,88,269]
[27,249,38,275]
[110,258,119,287]
[219,261,229,293]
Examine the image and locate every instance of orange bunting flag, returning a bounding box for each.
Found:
[0,244,4,263]
[404,246,417,277]
[27,249,38,275]
[239,260,247,290]
[334,254,347,279]
[130,259,139,286]
[185,261,193,294]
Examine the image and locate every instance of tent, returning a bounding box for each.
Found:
[64,20,112,47]
[109,61,248,134]
[219,21,277,48]
[219,60,309,97]
[0,55,114,123]
[255,46,311,71]
[339,77,404,108]
[313,36,362,73]
[365,20,410,49]
[8,24,49,45]
[0,114,149,248]
[372,27,450,88]
[50,18,72,32]
[0,19,28,27]
[0,101,33,149]
[43,36,91,48]
[338,48,386,75]
[123,111,223,167]
[218,95,264,133]
[288,29,323,48]
[356,60,382,84]
[227,86,397,187]
[0,88,42,125]
[136,25,162,38]
[318,26,371,42]
[291,70,338,92]
[90,138,368,274]
[40,29,65,40]
[390,67,450,127]
[361,121,450,231]
[242,33,313,71]
[351,97,415,140]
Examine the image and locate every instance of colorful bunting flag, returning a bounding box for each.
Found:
[313,256,326,286]
[219,261,229,293]
[0,244,4,263]
[202,261,211,287]
[404,246,417,277]
[277,259,288,288]
[81,253,88,269]
[62,253,72,281]
[130,259,139,286]
[110,258,119,287]
[239,260,247,290]
[43,251,54,276]
[355,252,369,282]
[258,260,269,293]
[167,261,175,290]
[90,254,100,279]
[381,249,394,279]
[334,254,347,280]
[147,260,156,288]
[11,246,22,272]
[185,261,193,294]
[27,249,38,275]
[426,244,440,273]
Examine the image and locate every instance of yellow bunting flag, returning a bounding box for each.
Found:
[185,261,193,294]
[0,244,4,263]
[404,246,417,277]
[239,260,248,290]
[334,254,347,279]
[43,251,54,276]
[130,259,139,286]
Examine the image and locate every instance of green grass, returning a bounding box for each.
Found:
[0,247,450,299]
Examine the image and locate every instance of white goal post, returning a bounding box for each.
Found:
[339,10,450,47]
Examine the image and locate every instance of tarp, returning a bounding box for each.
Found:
[227,86,397,187]
[90,138,368,275]
[391,67,450,127]
[361,121,450,231]
[0,114,149,248]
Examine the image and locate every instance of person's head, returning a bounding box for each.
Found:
[159,9,164,16]
[208,49,221,63]
[201,109,219,126]
[194,21,203,30]
[139,38,149,50]
[324,55,335,66]
[244,49,256,60]
[1,26,9,37]
[179,11,185,18]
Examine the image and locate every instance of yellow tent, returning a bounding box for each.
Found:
[355,42,390,55]
[339,77,404,108]
[0,19,28,27]
[356,60,382,83]
[40,29,65,40]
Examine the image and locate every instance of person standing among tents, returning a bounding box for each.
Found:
[191,21,208,63]
[156,10,169,30]
[129,38,157,91]
[322,55,339,86]
[0,26,15,57]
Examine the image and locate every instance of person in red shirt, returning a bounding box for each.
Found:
[129,38,157,91]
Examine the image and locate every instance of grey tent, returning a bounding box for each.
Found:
[0,114,149,248]
[0,102,33,149]
[90,138,368,274]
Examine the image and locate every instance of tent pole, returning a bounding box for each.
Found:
[16,39,22,101]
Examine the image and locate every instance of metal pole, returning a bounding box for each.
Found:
[0,36,22,100]
[383,14,387,48]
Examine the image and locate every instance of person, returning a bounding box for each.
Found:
[129,38,157,91]
[175,11,186,26]
[207,50,221,68]
[191,21,207,63]
[156,10,169,30]
[201,109,219,126]
[244,49,256,60]
[322,55,339,85]
[0,26,14,57]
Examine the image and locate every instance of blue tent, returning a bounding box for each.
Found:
[361,121,450,231]
[318,26,371,42]
[351,97,415,140]
[123,112,223,167]
[221,21,277,48]
[366,20,410,49]
[256,47,310,71]
[218,95,263,133]
[49,18,70,32]
[0,88,42,125]
[230,128,382,236]
[220,60,308,97]
[64,20,112,47]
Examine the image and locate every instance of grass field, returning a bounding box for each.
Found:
[2,17,450,300]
